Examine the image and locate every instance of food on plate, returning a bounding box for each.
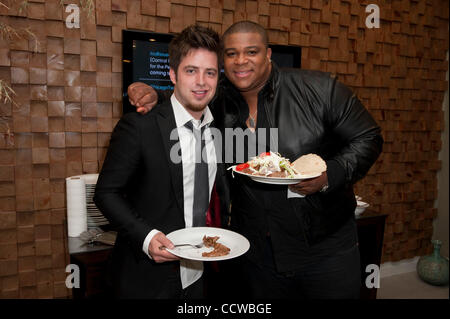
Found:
[234,151,299,178]
[202,242,230,257]
[202,235,230,257]
[203,235,220,247]
[292,153,327,175]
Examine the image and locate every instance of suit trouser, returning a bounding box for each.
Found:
[241,237,362,299]
[154,266,204,299]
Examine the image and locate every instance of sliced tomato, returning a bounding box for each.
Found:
[235,163,250,171]
[259,152,271,157]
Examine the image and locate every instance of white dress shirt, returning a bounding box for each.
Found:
[142,94,217,289]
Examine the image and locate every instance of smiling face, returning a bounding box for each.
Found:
[223,32,272,95]
[169,48,219,119]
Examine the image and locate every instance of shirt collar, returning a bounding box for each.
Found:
[170,94,214,129]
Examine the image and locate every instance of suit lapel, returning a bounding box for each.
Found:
[210,120,222,183]
[156,102,185,214]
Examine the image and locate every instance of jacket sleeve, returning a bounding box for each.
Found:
[93,113,152,256]
[156,88,172,104]
[324,76,384,192]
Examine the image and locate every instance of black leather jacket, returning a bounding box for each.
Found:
[212,63,383,267]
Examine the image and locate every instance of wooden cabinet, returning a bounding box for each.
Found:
[68,237,113,299]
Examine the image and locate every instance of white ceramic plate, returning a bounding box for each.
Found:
[165,227,250,261]
[231,165,321,185]
[355,200,370,216]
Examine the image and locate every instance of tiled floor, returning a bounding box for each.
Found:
[377,271,449,299]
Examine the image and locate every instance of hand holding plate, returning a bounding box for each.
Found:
[148,232,180,263]
[288,171,328,196]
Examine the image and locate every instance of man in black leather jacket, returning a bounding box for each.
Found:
[127,21,383,299]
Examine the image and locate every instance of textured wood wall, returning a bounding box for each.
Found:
[0,0,448,298]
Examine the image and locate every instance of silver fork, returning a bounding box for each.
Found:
[172,242,204,249]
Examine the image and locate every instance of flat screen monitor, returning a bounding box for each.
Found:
[269,44,302,68]
[122,30,301,113]
[122,30,174,114]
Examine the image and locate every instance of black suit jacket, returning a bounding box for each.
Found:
[94,101,226,298]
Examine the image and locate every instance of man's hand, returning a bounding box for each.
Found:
[148,232,180,263]
[288,171,328,196]
[128,82,158,114]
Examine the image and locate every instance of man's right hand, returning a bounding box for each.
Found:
[148,232,180,263]
[128,82,158,114]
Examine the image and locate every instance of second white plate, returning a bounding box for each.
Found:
[231,165,321,185]
[165,227,250,261]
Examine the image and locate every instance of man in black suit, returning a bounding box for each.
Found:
[94,25,223,298]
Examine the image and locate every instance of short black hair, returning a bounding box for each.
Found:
[169,25,222,73]
[222,21,269,48]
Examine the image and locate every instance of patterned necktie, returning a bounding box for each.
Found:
[184,118,209,227]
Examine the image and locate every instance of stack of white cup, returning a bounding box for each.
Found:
[65,176,88,237]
